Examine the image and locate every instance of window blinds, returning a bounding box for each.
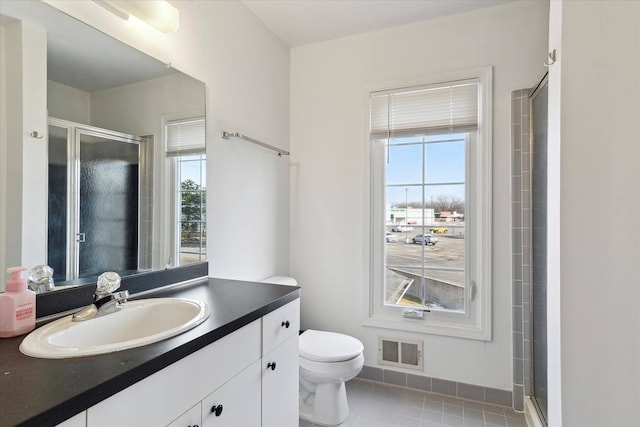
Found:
[370,80,479,139]
[165,117,206,156]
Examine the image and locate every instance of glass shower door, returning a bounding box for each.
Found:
[76,131,140,278]
[47,120,144,281]
[47,125,69,283]
[530,76,548,424]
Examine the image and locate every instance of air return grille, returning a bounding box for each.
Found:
[377,337,423,370]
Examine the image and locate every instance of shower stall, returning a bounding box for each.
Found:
[511,73,548,426]
[530,74,548,424]
[47,118,147,283]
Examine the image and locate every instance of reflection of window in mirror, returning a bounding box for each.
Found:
[165,118,206,266]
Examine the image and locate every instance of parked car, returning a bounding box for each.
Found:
[412,234,438,245]
[391,225,414,232]
[430,227,448,233]
[385,232,398,242]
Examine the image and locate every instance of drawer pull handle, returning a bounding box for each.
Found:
[267,362,277,371]
[211,404,223,416]
[281,320,290,328]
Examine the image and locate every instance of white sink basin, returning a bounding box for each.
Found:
[20,298,210,359]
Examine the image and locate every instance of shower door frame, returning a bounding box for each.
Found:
[48,118,145,281]
[528,73,549,426]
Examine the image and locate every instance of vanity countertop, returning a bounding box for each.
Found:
[0,277,300,427]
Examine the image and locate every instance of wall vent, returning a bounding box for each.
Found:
[377,336,423,370]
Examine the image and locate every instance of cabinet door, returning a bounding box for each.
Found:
[201,359,261,427]
[262,335,299,427]
[167,403,201,427]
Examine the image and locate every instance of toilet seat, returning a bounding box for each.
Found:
[300,330,364,362]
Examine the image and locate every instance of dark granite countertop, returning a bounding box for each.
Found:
[0,277,300,427]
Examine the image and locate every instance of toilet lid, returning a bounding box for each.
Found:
[299,330,364,362]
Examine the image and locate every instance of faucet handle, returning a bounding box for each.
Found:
[96,272,121,296]
[112,290,129,302]
[28,265,55,293]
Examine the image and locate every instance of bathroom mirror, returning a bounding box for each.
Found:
[1,2,206,291]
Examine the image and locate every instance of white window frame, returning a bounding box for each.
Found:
[171,153,206,266]
[163,116,206,268]
[362,67,493,341]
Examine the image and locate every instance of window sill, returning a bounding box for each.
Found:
[362,312,491,341]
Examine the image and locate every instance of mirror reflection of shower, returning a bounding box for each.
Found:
[47,118,152,283]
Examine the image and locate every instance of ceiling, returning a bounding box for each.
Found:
[242,0,511,47]
[0,0,511,91]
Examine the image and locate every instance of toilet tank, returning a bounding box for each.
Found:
[260,276,298,286]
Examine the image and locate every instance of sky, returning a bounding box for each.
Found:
[179,155,206,188]
[386,134,466,206]
[177,136,465,201]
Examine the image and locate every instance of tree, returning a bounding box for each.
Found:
[180,179,206,240]
[391,194,464,214]
[433,195,464,214]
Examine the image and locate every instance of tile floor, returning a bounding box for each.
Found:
[299,378,528,427]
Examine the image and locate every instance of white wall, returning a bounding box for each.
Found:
[1,20,48,281]
[43,0,291,281]
[548,1,640,426]
[290,1,548,390]
[0,24,7,287]
[546,0,563,423]
[47,80,91,124]
[90,73,204,137]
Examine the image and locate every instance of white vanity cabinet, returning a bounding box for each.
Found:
[167,403,201,427]
[261,300,300,427]
[201,359,262,426]
[65,298,300,427]
[262,335,299,427]
[87,319,261,427]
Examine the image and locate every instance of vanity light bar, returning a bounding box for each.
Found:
[93,0,179,34]
[93,0,129,20]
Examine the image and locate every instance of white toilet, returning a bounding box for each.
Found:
[261,276,365,426]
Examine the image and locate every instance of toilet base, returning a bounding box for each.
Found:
[299,382,349,426]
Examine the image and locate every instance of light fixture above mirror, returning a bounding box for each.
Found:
[93,0,179,34]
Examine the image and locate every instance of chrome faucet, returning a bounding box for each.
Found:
[73,272,129,322]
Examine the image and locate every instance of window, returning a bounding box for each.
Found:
[166,118,207,266]
[364,68,492,340]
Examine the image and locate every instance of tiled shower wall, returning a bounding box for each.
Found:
[511,89,532,411]
[139,136,154,269]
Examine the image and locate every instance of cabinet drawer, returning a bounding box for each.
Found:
[167,403,201,427]
[262,299,300,355]
[88,320,261,427]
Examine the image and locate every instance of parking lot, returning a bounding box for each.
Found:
[385,226,465,286]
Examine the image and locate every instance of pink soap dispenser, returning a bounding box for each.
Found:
[0,267,36,338]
